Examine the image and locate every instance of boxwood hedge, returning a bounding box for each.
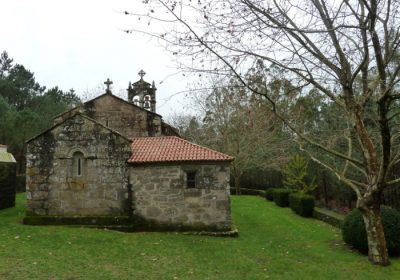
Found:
[342,206,400,256]
[273,188,291,207]
[288,193,315,217]
[265,188,275,201]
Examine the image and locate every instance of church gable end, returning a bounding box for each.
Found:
[81,94,162,138]
[26,113,131,216]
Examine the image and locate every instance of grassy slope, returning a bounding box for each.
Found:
[0,195,400,280]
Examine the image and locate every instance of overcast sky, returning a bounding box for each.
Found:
[0,0,191,117]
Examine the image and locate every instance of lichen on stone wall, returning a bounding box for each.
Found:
[36,131,56,175]
[26,114,131,216]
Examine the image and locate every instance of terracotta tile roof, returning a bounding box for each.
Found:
[128,136,233,164]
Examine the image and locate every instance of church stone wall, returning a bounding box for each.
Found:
[130,163,232,231]
[83,95,162,137]
[26,114,131,216]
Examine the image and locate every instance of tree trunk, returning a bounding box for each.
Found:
[358,200,390,266]
[234,174,241,195]
[322,171,328,206]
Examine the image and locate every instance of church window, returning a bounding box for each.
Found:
[144,95,151,109]
[73,151,84,176]
[105,119,109,127]
[77,157,82,175]
[186,171,196,188]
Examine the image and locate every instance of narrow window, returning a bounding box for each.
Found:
[77,157,82,175]
[73,151,84,177]
[105,119,109,126]
[186,171,196,188]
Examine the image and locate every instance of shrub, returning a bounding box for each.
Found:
[289,193,315,217]
[283,155,316,194]
[273,188,291,207]
[342,206,400,256]
[265,189,274,201]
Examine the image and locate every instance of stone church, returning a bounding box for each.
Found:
[24,71,233,231]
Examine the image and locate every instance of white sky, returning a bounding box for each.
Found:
[0,0,192,117]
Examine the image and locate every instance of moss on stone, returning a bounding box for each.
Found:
[313,207,344,228]
[23,213,235,235]
[23,215,134,226]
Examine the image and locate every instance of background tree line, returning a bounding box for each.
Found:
[170,61,400,213]
[0,51,80,173]
[170,64,351,198]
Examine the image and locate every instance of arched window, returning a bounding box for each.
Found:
[133,96,140,106]
[144,95,151,110]
[73,151,84,176]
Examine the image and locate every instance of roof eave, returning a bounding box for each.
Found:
[127,158,234,165]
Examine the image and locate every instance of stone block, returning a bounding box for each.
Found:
[32,191,48,200]
[146,206,162,217]
[104,190,118,201]
[153,195,167,202]
[176,215,189,223]
[183,189,202,198]
[164,207,178,217]
[216,200,230,211]
[145,184,155,191]
[187,203,200,209]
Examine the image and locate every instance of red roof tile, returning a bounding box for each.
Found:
[128,136,233,164]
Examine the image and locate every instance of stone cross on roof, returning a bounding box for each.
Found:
[104,78,113,93]
[138,69,146,80]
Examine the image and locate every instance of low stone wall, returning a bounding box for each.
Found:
[130,163,232,231]
[0,162,16,210]
[313,207,344,228]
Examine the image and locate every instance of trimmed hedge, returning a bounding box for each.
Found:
[289,193,315,217]
[265,189,274,201]
[273,188,291,207]
[0,162,16,210]
[342,206,400,256]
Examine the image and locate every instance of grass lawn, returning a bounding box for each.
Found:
[1,195,400,279]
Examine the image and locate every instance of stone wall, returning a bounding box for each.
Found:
[130,162,232,231]
[54,94,162,138]
[26,114,131,216]
[0,162,16,210]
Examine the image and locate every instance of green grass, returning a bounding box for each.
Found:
[1,194,400,279]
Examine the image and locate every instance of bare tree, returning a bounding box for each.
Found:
[127,0,400,265]
[200,75,290,194]
[168,72,290,194]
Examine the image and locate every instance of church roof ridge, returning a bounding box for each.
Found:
[53,92,162,120]
[128,136,234,164]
